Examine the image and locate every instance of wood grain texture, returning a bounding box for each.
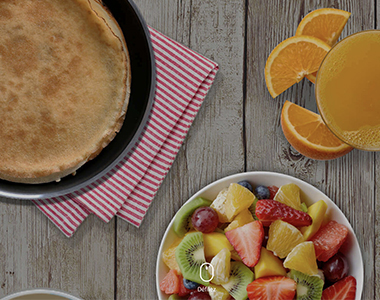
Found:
[0,198,115,299]
[375,2,380,299]
[116,0,246,298]
[0,1,377,299]
[246,1,375,299]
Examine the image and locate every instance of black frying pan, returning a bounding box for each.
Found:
[0,0,155,199]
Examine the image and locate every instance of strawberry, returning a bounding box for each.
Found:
[322,276,356,300]
[268,185,279,199]
[225,220,264,267]
[159,269,180,295]
[246,276,296,300]
[310,220,348,262]
[178,275,192,297]
[255,199,312,227]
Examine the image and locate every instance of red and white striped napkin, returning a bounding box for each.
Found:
[32,28,219,237]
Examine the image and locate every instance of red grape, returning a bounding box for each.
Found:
[262,225,270,248]
[322,252,349,283]
[188,291,211,300]
[191,207,219,233]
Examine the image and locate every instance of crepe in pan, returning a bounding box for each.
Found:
[0,0,131,183]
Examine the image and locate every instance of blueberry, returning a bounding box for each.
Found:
[183,278,199,290]
[255,185,270,199]
[237,180,253,192]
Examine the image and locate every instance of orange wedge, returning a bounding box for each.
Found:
[283,241,318,276]
[281,101,353,160]
[296,8,351,46]
[267,220,304,259]
[296,8,351,84]
[306,72,317,84]
[265,36,330,98]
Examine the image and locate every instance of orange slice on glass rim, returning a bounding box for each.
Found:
[296,8,351,83]
[280,101,353,160]
[265,36,330,98]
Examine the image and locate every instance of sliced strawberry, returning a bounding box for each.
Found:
[255,199,312,227]
[310,220,349,262]
[247,276,296,300]
[225,220,264,267]
[322,276,356,300]
[160,269,180,295]
[178,274,192,297]
[268,186,279,200]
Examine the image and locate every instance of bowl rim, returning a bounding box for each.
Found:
[155,171,364,300]
[0,0,156,200]
[0,288,83,300]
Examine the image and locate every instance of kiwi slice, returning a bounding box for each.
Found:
[173,197,212,237]
[248,195,259,220]
[288,269,324,300]
[221,261,254,300]
[175,232,209,286]
[300,202,308,213]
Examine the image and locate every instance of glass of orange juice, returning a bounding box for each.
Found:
[316,30,380,151]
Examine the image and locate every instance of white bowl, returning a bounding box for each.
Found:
[156,171,363,300]
[1,289,83,300]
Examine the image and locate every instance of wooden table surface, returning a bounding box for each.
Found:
[0,1,377,299]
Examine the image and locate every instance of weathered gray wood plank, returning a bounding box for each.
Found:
[0,199,115,300]
[375,2,380,299]
[116,0,246,298]
[246,1,374,299]
[0,1,377,300]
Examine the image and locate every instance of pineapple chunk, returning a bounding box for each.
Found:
[224,209,254,232]
[230,249,242,262]
[254,247,286,279]
[162,238,182,273]
[209,248,231,284]
[208,284,231,300]
[211,188,230,223]
[203,232,234,258]
[322,210,329,227]
[301,200,328,240]
[224,183,255,221]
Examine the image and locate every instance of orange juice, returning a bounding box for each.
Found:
[316,30,380,150]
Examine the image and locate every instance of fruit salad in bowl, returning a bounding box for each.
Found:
[156,172,363,300]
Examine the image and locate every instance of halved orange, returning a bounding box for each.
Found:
[281,101,353,160]
[296,8,351,47]
[296,8,351,84]
[265,36,330,98]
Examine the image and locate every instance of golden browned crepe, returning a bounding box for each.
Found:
[0,0,131,183]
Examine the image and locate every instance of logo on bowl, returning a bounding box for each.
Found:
[200,262,214,283]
